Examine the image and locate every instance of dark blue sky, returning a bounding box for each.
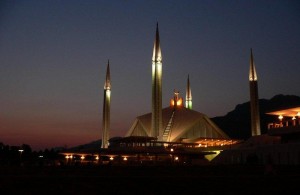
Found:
[1,0,300,150]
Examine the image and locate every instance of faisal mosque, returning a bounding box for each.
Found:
[100,23,238,150]
[61,24,300,165]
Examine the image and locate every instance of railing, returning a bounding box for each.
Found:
[268,119,300,129]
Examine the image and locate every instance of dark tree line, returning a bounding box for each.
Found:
[0,142,64,166]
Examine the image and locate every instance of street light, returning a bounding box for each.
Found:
[18,149,24,164]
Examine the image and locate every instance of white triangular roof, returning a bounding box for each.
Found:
[126,106,229,141]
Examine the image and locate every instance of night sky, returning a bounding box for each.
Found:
[1,0,300,150]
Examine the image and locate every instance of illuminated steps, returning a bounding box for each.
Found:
[163,111,175,141]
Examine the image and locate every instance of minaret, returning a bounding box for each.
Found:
[151,23,163,140]
[249,49,261,136]
[185,74,192,109]
[101,60,111,148]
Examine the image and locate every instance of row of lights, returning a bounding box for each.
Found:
[278,113,300,121]
[65,155,128,161]
[64,155,182,162]
[198,142,232,147]
[65,155,86,160]
[167,139,233,150]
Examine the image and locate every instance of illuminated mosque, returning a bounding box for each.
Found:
[62,24,239,164]
[62,24,300,165]
[97,23,234,147]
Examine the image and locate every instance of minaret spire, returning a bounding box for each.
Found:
[101,60,111,148]
[249,48,257,81]
[152,22,162,63]
[185,74,192,109]
[249,49,261,136]
[151,23,163,140]
[104,60,111,90]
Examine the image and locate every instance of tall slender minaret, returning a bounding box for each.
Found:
[101,60,111,148]
[151,23,163,140]
[249,49,261,136]
[185,74,192,109]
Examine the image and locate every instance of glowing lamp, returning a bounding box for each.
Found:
[177,98,183,106]
[123,157,127,161]
[110,157,114,160]
[278,115,283,120]
[80,156,85,160]
[170,95,183,108]
[292,116,296,120]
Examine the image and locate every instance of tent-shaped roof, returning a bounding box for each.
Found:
[126,106,230,142]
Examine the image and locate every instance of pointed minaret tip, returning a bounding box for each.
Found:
[104,60,111,90]
[152,23,162,63]
[249,48,258,81]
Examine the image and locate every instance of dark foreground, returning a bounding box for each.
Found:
[1,164,300,194]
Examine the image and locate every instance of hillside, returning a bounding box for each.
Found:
[211,94,300,140]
